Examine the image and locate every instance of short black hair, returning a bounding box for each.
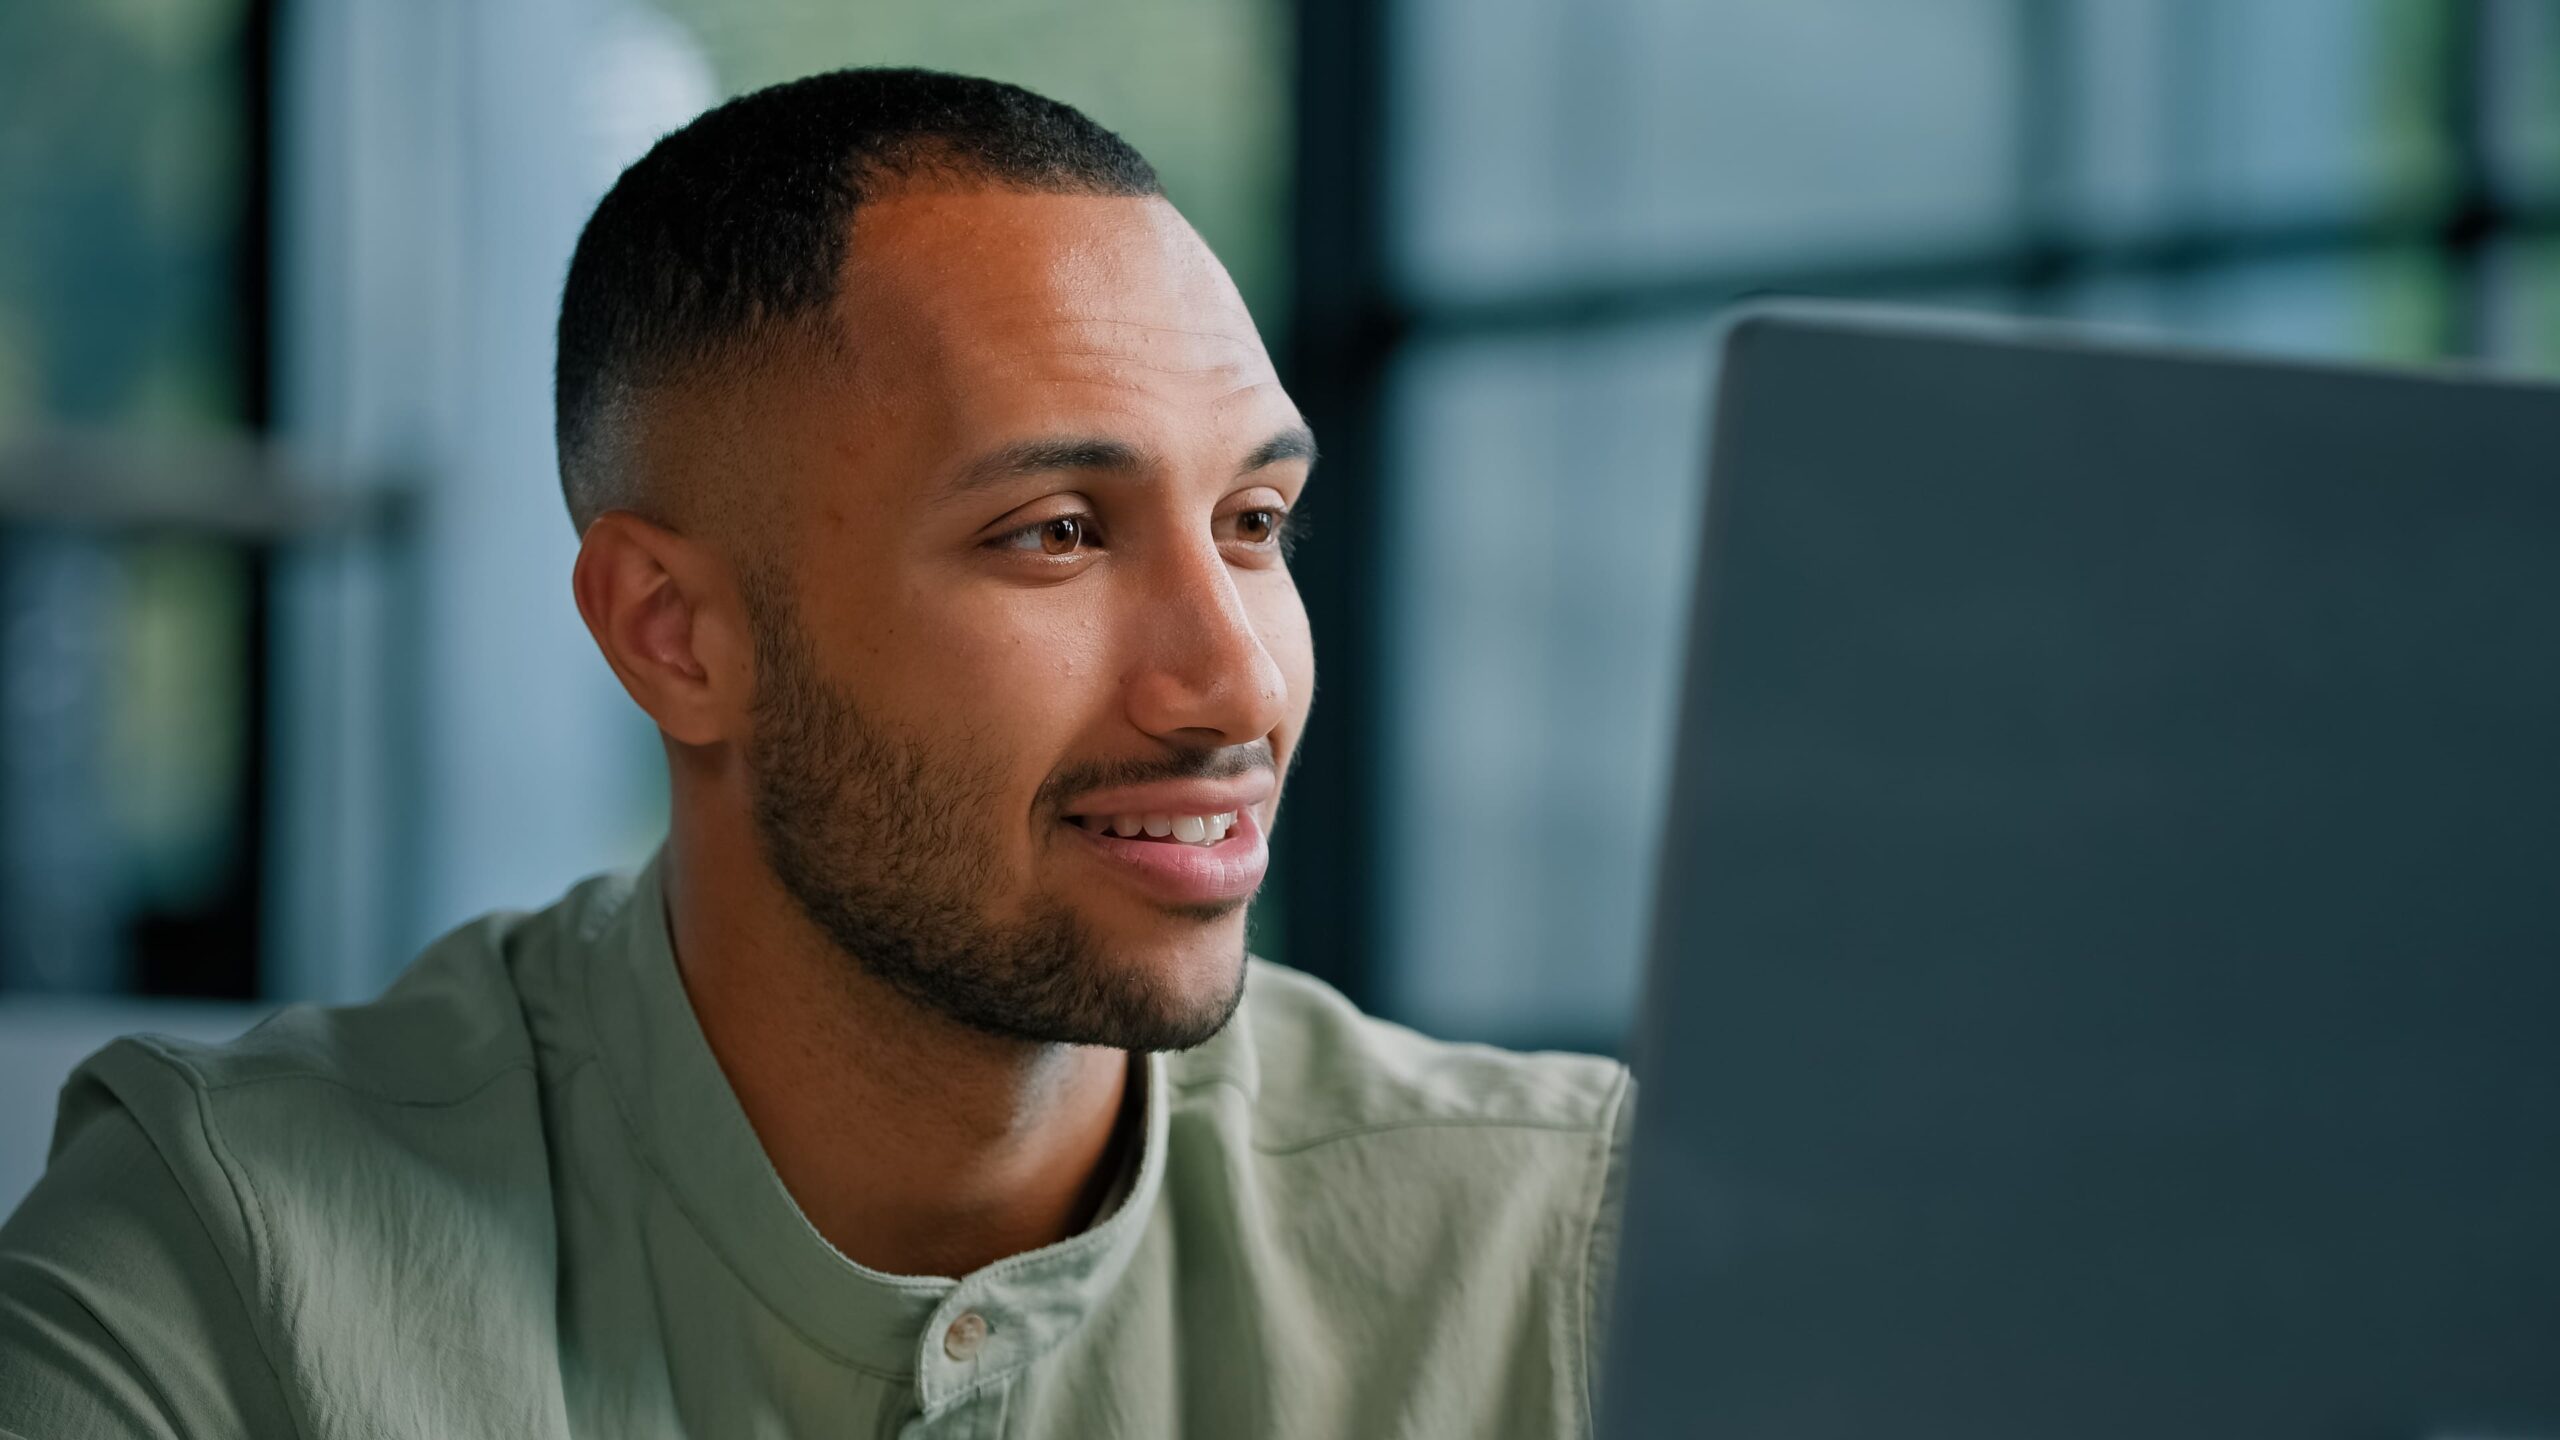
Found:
[554,67,1163,532]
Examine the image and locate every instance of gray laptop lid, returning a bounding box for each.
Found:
[1605,304,2560,1439]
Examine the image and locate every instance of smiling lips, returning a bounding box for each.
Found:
[1071,811,1239,845]
[1060,781,1272,908]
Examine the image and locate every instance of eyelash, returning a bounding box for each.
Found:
[988,508,1305,561]
[1239,506,1307,559]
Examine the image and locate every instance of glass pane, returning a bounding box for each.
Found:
[1379,318,1719,1046]
[0,534,122,991]
[2059,0,2181,237]
[2490,0,2560,203]
[0,0,249,437]
[0,535,252,997]
[1392,0,2025,302]
[2062,0,2456,239]
[653,0,1292,328]
[2197,0,2453,226]
[2056,251,2456,362]
[2506,237,2560,373]
[2173,249,2455,361]
[2058,272,2183,331]
[0,2,259,999]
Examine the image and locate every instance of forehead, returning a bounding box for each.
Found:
[828,190,1284,446]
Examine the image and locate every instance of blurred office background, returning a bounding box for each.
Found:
[0,0,2555,1178]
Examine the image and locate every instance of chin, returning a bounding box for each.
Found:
[1094,901,1253,1038]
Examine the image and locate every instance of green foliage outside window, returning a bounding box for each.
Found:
[0,0,248,438]
[654,0,1292,334]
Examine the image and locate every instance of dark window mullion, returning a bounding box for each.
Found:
[1279,0,1396,1006]
[2014,0,2081,311]
[2443,0,2497,357]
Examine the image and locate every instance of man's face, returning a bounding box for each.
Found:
[727,189,1314,1050]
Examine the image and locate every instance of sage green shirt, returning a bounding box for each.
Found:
[0,858,1631,1438]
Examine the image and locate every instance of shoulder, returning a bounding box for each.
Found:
[0,1092,290,1438]
[0,872,632,1437]
[56,870,636,1265]
[58,892,570,1239]
[1158,961,1634,1436]
[1170,958,1631,1152]
[109,867,635,1110]
[40,883,585,1241]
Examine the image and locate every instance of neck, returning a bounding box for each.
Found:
[660,807,1137,1279]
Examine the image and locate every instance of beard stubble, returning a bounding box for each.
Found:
[741,573,1250,1052]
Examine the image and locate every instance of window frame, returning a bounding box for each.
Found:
[1279,0,2560,1035]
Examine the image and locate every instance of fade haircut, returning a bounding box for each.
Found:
[553,67,1163,532]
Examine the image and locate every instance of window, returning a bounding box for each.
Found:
[1282,0,2560,1049]
[0,0,266,997]
[655,0,1293,330]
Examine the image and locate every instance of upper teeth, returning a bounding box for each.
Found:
[1083,811,1237,845]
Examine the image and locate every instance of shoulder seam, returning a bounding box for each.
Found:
[1176,1056,1624,1157]
[31,1271,198,1440]
[111,1044,313,1440]
[1250,1113,1613,1159]
[127,1034,536,1108]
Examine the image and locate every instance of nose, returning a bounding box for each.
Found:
[1123,537,1290,749]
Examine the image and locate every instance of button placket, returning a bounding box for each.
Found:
[920,1292,1003,1404]
[942,1310,989,1362]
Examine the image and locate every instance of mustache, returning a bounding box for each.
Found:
[1035,738,1281,816]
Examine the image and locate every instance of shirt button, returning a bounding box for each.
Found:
[943,1311,990,1361]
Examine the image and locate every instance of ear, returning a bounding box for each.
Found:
[572,512,753,747]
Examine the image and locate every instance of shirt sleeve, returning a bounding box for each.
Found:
[0,1068,295,1440]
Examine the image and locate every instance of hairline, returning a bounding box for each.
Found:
[562,177,1171,538]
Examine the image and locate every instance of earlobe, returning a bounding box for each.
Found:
[572,513,744,747]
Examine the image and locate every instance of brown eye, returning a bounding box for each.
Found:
[1236,510,1279,544]
[1039,516,1086,555]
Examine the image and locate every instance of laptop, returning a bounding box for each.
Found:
[1602,302,2560,1439]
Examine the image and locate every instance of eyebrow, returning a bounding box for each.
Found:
[1241,425,1320,473]
[936,424,1320,504]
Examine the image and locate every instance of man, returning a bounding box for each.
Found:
[0,68,1629,1438]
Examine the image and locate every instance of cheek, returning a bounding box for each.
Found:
[875,584,1111,698]
[891,588,1118,777]
[1260,578,1317,733]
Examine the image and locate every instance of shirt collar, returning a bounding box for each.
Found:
[581,850,1170,1409]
